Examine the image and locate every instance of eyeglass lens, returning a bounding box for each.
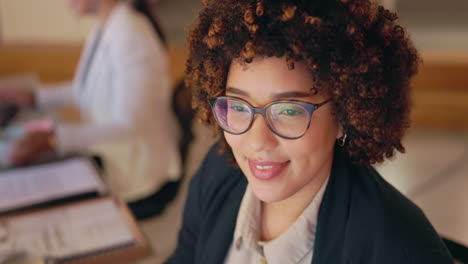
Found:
[213,98,311,138]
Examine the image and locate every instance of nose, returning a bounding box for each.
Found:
[244,115,279,152]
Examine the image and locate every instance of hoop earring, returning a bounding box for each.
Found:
[338,131,347,147]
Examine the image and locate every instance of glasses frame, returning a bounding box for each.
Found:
[208,96,331,139]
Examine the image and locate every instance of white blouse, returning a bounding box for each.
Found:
[224,177,329,264]
[35,3,181,202]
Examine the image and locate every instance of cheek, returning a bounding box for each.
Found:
[224,133,251,171]
[224,133,242,156]
[284,115,338,168]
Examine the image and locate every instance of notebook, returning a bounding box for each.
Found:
[0,157,107,215]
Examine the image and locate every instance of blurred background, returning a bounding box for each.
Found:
[0,0,467,127]
[0,0,466,263]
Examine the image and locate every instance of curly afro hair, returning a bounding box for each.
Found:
[186,0,420,166]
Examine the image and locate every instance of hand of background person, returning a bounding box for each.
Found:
[9,131,55,166]
[0,85,35,107]
[0,103,19,128]
[0,85,35,127]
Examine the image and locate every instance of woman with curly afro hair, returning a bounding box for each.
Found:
[168,0,453,263]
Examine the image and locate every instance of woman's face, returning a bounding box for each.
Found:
[67,0,99,15]
[225,57,342,204]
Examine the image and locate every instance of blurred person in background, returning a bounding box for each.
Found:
[0,0,182,220]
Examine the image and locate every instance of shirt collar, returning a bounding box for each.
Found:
[232,177,329,264]
[233,185,263,254]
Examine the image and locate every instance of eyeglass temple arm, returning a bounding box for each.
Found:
[315,99,332,108]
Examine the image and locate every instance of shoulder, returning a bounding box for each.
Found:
[108,4,151,35]
[349,165,451,261]
[104,3,164,57]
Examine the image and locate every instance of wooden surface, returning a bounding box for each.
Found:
[411,51,468,129]
[0,44,188,83]
[0,44,81,83]
[0,44,466,129]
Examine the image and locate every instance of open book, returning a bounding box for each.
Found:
[0,157,107,215]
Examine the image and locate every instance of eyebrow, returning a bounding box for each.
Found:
[226,86,313,100]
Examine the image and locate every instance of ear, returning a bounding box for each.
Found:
[336,124,344,139]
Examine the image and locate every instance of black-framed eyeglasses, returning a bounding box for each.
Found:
[208,96,331,139]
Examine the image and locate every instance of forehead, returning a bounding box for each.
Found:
[226,57,316,103]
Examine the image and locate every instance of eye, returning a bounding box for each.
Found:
[229,104,249,112]
[279,108,304,116]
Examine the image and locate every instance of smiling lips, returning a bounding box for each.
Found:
[248,159,290,180]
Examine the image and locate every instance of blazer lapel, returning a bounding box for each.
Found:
[311,147,353,264]
[201,171,247,264]
[74,25,101,88]
[76,3,121,90]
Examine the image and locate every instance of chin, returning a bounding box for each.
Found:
[248,179,291,204]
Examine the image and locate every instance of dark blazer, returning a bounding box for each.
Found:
[167,143,453,264]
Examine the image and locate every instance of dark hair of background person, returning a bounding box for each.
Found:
[132,0,167,47]
[186,0,420,167]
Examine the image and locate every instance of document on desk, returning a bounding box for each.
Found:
[0,158,106,214]
[2,198,137,261]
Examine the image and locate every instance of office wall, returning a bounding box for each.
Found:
[0,0,94,44]
[0,0,202,46]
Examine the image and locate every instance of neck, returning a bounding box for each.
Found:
[260,154,333,242]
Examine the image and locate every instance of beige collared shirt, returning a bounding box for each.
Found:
[224,177,329,264]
